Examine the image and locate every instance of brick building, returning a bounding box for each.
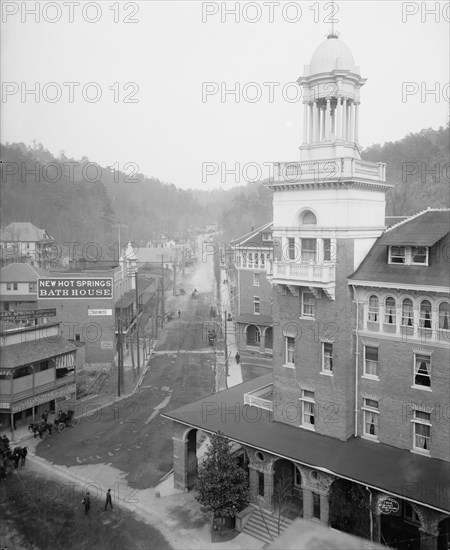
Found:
[229,223,274,355]
[164,32,450,549]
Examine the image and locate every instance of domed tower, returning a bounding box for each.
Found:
[298,33,365,162]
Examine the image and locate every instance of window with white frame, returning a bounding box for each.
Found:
[363,346,379,378]
[322,342,333,373]
[285,336,295,366]
[368,295,379,322]
[260,254,265,268]
[242,252,247,268]
[261,232,272,241]
[301,238,317,263]
[253,296,260,314]
[248,253,253,268]
[29,282,37,293]
[301,292,315,318]
[389,246,406,264]
[6,283,12,291]
[254,254,259,268]
[413,354,431,388]
[388,245,429,265]
[412,410,431,452]
[300,390,315,428]
[439,302,450,330]
[419,300,432,329]
[253,273,260,287]
[362,398,379,439]
[401,299,414,327]
[384,297,396,325]
[411,246,428,265]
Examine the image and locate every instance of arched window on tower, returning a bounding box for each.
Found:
[301,210,317,225]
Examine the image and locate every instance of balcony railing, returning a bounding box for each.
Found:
[244,384,273,411]
[272,261,335,284]
[272,158,386,184]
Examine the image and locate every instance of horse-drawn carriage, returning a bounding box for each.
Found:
[28,409,77,438]
[191,288,199,299]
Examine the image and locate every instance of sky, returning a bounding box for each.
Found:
[1,1,449,190]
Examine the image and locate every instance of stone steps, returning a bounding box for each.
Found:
[242,507,293,544]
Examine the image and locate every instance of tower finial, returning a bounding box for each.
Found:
[327,0,339,38]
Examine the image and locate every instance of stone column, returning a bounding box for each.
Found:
[325,99,331,141]
[336,97,342,139]
[321,104,326,141]
[354,101,360,143]
[302,488,313,520]
[349,101,354,142]
[303,102,308,143]
[173,422,189,491]
[309,102,313,143]
[415,507,448,550]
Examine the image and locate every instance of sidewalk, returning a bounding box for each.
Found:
[218,264,243,388]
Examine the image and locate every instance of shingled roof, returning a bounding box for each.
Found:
[230,222,273,248]
[349,209,450,288]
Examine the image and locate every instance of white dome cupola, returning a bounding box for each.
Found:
[297,33,366,162]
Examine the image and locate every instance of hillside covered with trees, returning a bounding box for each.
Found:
[1,125,448,254]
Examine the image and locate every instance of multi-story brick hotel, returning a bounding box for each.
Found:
[164,33,450,548]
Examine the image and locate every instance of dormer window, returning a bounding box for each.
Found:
[389,246,406,264]
[261,232,272,241]
[388,246,429,266]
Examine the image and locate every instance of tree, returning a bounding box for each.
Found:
[195,432,249,527]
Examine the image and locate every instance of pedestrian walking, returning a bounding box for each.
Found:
[41,410,48,423]
[82,492,91,514]
[178,310,181,318]
[104,489,113,511]
[20,447,27,467]
[13,452,20,470]
[235,352,240,365]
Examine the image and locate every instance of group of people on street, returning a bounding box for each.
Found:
[82,489,113,514]
[0,435,28,479]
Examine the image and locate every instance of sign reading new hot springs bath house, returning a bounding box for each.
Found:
[38,278,113,299]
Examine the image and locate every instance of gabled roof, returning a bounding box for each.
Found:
[230,222,273,248]
[0,222,53,242]
[0,262,47,282]
[349,209,450,288]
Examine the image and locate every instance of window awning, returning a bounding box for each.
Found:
[55,352,75,369]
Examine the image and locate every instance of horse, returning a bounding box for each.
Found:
[28,421,53,438]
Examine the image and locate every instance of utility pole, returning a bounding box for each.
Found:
[117,314,122,397]
[135,271,140,375]
[224,310,229,377]
[161,255,165,327]
[173,248,177,296]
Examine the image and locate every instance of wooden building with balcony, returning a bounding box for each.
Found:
[0,322,77,433]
